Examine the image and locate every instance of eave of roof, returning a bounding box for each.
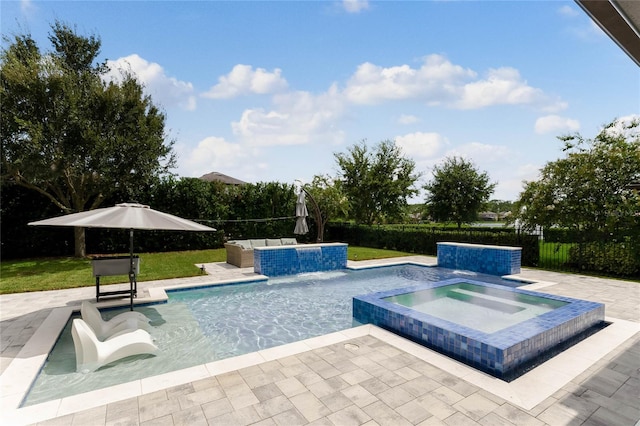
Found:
[575,0,640,67]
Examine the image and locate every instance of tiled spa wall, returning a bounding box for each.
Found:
[254,243,348,276]
[437,242,522,275]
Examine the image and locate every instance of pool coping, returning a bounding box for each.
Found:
[1,263,638,425]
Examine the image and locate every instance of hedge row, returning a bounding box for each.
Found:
[568,239,640,277]
[1,179,313,259]
[325,223,540,267]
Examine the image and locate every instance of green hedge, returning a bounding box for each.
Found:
[1,178,309,259]
[568,240,640,277]
[326,223,540,267]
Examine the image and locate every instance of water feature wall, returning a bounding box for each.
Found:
[437,242,521,275]
[254,243,348,276]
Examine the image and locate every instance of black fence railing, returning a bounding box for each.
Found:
[326,223,640,280]
[538,228,640,279]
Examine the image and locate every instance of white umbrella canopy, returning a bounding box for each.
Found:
[294,191,309,235]
[28,202,215,231]
[29,203,216,310]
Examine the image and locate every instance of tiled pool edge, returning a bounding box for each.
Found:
[353,278,605,380]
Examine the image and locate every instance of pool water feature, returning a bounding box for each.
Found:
[296,246,323,273]
[253,242,347,276]
[353,278,605,380]
[23,265,521,405]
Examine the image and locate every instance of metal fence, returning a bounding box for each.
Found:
[537,228,639,280]
[326,223,640,281]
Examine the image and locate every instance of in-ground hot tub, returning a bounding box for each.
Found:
[353,278,605,380]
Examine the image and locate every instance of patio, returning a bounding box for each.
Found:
[1,256,638,425]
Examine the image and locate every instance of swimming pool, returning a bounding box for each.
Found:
[23,264,524,405]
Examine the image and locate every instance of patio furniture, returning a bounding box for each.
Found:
[71,318,158,373]
[225,238,297,267]
[91,255,140,302]
[81,301,152,341]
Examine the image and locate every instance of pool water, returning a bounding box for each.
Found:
[23,265,522,406]
[169,266,521,359]
[383,282,568,333]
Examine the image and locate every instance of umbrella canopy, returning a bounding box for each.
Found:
[29,203,216,310]
[28,202,215,231]
[294,191,309,235]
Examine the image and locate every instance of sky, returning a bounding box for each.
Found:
[2,0,639,202]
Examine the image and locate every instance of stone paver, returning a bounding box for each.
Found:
[0,257,638,425]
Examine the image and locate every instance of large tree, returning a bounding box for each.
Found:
[513,118,640,232]
[1,22,176,256]
[304,174,349,241]
[423,156,495,228]
[334,140,420,225]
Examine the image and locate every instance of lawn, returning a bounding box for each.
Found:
[538,241,575,269]
[0,246,413,295]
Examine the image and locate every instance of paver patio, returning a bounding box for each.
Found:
[1,256,638,425]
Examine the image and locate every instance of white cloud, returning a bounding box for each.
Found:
[344,55,475,105]
[397,114,420,125]
[202,64,288,99]
[231,84,346,146]
[535,115,580,134]
[604,114,640,139]
[177,136,264,179]
[105,54,196,110]
[558,5,579,18]
[456,68,560,110]
[20,0,36,16]
[395,132,445,160]
[342,0,369,13]
[493,163,541,201]
[343,55,563,111]
[444,142,511,164]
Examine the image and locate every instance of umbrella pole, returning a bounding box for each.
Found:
[129,229,134,311]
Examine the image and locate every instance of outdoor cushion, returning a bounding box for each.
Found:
[280,238,298,245]
[250,239,266,248]
[266,239,283,246]
[234,240,252,250]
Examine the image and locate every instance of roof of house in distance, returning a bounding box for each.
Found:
[199,172,247,185]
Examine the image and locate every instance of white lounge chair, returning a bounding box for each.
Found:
[81,301,152,340]
[71,318,158,373]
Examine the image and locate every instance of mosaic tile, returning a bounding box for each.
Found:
[352,278,604,380]
[437,242,521,275]
[254,244,347,277]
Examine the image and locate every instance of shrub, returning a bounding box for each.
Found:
[568,240,640,277]
[326,223,540,267]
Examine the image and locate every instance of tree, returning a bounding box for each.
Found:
[334,140,420,225]
[485,199,514,215]
[1,22,176,257]
[423,156,496,228]
[513,118,640,232]
[304,174,349,241]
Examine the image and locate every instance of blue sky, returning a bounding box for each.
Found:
[2,0,638,201]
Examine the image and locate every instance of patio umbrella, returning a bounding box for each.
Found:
[29,203,216,310]
[294,190,309,235]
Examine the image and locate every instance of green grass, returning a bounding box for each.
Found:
[538,241,575,269]
[0,246,413,295]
